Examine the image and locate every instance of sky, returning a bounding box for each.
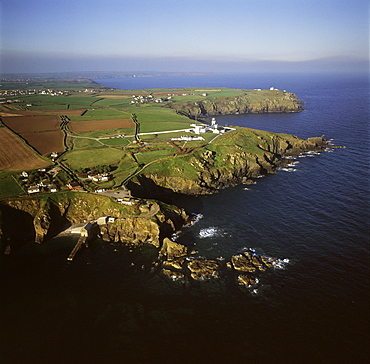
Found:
[0,0,369,74]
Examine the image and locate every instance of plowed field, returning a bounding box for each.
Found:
[20,130,65,155]
[69,118,134,132]
[2,115,60,133]
[0,128,50,171]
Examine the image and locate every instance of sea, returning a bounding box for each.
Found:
[1,72,369,364]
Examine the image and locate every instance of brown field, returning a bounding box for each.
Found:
[2,115,60,133]
[20,130,65,155]
[0,110,50,117]
[0,128,50,171]
[69,118,134,132]
[0,112,25,117]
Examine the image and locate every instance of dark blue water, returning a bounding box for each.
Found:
[1,73,369,363]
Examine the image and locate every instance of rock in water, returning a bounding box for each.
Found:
[231,254,256,272]
[238,274,257,287]
[159,237,188,269]
[187,259,219,280]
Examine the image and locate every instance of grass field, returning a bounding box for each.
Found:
[0,174,25,198]
[72,138,105,149]
[100,138,130,147]
[0,79,303,198]
[63,147,126,169]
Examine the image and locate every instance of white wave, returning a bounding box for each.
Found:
[189,213,204,226]
[286,161,299,167]
[272,258,290,269]
[279,167,297,172]
[199,226,223,238]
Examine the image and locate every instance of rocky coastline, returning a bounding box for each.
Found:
[127,128,330,199]
[0,118,332,291]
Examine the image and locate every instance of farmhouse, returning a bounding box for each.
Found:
[67,182,82,190]
[28,186,40,194]
[88,173,110,182]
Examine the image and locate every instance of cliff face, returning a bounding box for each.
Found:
[128,128,328,197]
[99,203,188,248]
[0,193,188,252]
[174,92,303,119]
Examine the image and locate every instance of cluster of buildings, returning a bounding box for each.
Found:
[190,118,234,135]
[131,94,171,104]
[87,173,110,183]
[0,89,70,97]
[20,170,59,194]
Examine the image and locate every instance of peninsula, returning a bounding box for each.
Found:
[0,77,329,275]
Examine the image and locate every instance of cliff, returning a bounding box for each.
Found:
[0,192,188,252]
[172,90,303,119]
[128,127,328,197]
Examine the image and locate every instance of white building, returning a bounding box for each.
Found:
[171,135,205,141]
[190,118,220,134]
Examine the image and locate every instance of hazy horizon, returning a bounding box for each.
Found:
[1,0,369,75]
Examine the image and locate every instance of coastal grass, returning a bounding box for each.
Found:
[135,147,176,165]
[73,128,133,139]
[72,138,105,149]
[0,174,25,199]
[69,108,130,121]
[63,147,125,169]
[100,138,130,147]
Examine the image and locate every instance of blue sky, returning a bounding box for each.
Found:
[1,0,368,73]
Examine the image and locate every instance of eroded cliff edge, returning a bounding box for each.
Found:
[0,192,188,253]
[172,91,303,119]
[127,126,329,198]
[0,126,330,254]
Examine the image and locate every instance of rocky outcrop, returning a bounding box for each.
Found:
[174,92,303,119]
[129,128,329,197]
[226,250,289,287]
[159,237,188,268]
[187,259,219,280]
[0,193,188,251]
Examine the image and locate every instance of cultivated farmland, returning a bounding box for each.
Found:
[0,127,50,171]
[2,115,61,133]
[19,130,65,155]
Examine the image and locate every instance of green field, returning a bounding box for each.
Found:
[0,174,25,199]
[63,147,126,169]
[0,78,304,198]
[69,108,130,121]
